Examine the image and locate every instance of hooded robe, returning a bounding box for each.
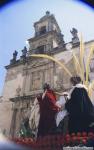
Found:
[65,84,94,133]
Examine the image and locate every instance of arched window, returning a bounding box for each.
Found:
[39,26,46,35]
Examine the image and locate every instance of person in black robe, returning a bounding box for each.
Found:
[65,76,94,134]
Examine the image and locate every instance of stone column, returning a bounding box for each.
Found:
[22,66,28,95]
[9,108,17,137]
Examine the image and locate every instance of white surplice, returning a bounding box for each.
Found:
[56,96,68,127]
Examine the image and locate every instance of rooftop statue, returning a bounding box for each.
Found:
[22,46,27,57]
[10,50,18,64]
[70,28,78,39]
[70,28,79,45]
[13,50,18,61]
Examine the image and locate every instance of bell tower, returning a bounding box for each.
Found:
[28,11,65,55]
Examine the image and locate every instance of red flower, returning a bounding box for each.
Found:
[66,137,71,144]
[77,132,81,137]
[71,133,75,137]
[77,136,81,143]
[82,139,87,145]
[65,134,70,139]
[82,132,87,137]
[71,136,77,142]
[88,132,94,138]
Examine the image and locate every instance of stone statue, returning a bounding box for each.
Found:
[29,98,40,137]
[70,28,79,44]
[22,46,27,57]
[20,46,27,63]
[13,50,18,61]
[70,28,78,38]
[10,50,18,64]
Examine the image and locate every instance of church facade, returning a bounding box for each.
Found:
[0,11,94,137]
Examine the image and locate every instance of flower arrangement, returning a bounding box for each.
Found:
[10,132,94,149]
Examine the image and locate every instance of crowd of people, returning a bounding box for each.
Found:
[29,76,94,137]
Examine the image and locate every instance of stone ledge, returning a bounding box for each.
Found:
[10,95,35,102]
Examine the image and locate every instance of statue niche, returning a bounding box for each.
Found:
[30,71,44,91]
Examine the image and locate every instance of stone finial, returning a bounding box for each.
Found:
[46,11,50,16]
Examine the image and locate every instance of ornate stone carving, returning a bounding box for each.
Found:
[12,101,20,109]
[16,86,21,96]
[5,70,17,81]
[57,33,65,47]
[55,69,64,90]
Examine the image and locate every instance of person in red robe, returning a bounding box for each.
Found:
[37,83,60,137]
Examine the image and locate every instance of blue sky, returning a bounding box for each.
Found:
[0,0,94,95]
